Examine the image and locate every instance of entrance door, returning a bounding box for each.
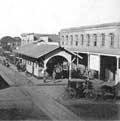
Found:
[100,56,117,81]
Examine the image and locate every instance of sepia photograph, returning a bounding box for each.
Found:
[0,0,120,120]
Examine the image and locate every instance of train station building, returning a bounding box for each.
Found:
[14,42,82,78]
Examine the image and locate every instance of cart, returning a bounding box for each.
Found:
[66,78,120,100]
[66,78,86,98]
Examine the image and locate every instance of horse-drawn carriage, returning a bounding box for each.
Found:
[66,76,120,100]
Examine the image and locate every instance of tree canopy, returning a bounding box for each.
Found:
[0,36,15,43]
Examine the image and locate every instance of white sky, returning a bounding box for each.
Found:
[0,0,120,37]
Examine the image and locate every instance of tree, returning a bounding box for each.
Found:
[0,36,15,51]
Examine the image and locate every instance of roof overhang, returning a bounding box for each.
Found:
[14,44,83,61]
[63,48,83,59]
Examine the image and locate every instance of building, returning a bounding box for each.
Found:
[21,33,60,46]
[13,37,21,49]
[60,22,120,84]
[15,42,82,78]
[20,33,34,46]
[0,36,21,51]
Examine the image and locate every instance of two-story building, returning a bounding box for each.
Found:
[60,22,120,84]
[20,33,60,46]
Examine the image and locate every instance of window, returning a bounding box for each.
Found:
[75,35,78,46]
[75,41,78,46]
[27,39,29,43]
[109,33,114,48]
[81,34,84,45]
[101,33,105,46]
[70,35,73,45]
[93,34,97,46]
[86,34,90,46]
[36,63,37,68]
[66,35,68,45]
[61,36,64,45]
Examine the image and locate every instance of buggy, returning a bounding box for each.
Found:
[66,78,120,100]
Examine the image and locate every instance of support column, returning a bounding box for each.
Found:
[98,55,101,79]
[43,61,47,83]
[68,62,71,87]
[87,53,90,69]
[32,62,34,75]
[69,62,72,80]
[76,52,79,66]
[115,56,119,85]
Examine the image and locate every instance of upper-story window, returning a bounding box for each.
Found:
[101,33,105,47]
[81,34,84,45]
[27,39,29,43]
[75,35,78,46]
[93,34,97,46]
[61,36,64,45]
[66,35,68,45]
[109,33,114,48]
[70,35,73,45]
[86,34,90,46]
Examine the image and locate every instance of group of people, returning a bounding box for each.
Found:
[15,60,26,72]
[3,58,10,67]
[43,61,98,83]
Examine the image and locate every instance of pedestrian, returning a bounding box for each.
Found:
[43,70,47,83]
[52,69,56,83]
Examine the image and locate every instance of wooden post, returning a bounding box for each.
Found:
[116,56,119,85]
[98,55,101,79]
[76,52,79,66]
[69,62,71,80]
[87,53,90,70]
[68,61,72,87]
[43,61,47,83]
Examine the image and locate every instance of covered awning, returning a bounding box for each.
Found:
[67,47,120,57]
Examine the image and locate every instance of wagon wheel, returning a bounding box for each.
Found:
[69,87,76,99]
[62,87,76,100]
[85,90,97,100]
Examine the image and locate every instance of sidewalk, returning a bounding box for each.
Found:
[9,62,68,86]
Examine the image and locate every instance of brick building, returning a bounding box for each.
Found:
[60,22,120,84]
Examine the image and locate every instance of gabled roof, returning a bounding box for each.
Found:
[14,43,59,58]
[14,42,83,60]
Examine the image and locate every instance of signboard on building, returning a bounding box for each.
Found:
[90,55,100,71]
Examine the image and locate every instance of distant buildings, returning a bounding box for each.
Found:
[0,36,21,51]
[20,33,60,46]
[60,22,120,84]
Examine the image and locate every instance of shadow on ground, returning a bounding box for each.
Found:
[0,75,9,89]
[0,105,51,120]
[65,103,119,120]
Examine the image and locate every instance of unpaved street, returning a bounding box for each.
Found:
[0,63,80,120]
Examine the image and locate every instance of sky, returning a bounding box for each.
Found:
[0,0,120,37]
